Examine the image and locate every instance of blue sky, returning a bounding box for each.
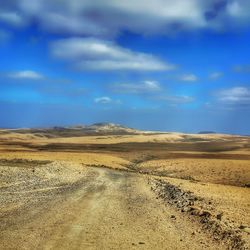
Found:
[0,0,250,134]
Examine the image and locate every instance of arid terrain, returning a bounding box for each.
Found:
[0,123,249,249]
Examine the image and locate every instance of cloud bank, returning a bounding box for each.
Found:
[0,0,250,37]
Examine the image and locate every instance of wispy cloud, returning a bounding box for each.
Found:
[50,38,174,71]
[7,70,44,80]
[180,74,198,82]
[110,81,161,94]
[209,72,223,80]
[0,12,25,27]
[94,97,112,104]
[94,96,121,105]
[216,87,250,106]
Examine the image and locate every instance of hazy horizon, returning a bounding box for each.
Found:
[1,122,249,136]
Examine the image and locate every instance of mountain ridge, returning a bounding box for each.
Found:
[2,123,140,137]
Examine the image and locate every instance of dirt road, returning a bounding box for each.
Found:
[0,166,224,250]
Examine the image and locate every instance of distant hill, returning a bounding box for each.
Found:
[9,123,140,137]
[198,131,216,134]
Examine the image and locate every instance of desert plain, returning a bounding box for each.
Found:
[0,123,249,250]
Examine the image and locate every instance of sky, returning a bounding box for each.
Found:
[0,0,250,134]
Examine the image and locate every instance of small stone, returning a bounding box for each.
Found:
[138,242,145,245]
[239,225,246,229]
[190,206,201,216]
[216,213,223,220]
[181,207,191,212]
[170,215,176,219]
[199,210,212,217]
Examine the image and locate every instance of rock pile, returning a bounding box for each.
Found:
[150,179,246,250]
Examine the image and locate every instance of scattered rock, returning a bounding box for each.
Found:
[181,207,191,212]
[150,179,247,250]
[216,213,223,220]
[190,206,201,216]
[199,210,212,217]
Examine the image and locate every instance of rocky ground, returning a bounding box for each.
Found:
[150,179,248,249]
[0,161,228,250]
[0,128,249,249]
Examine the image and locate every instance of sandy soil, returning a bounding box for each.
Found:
[138,158,250,186]
[0,130,249,249]
[0,163,222,250]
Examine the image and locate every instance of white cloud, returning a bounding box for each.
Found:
[7,70,44,80]
[40,13,107,36]
[209,72,223,80]
[1,1,250,36]
[143,81,161,91]
[11,0,205,36]
[0,12,25,27]
[94,96,121,105]
[94,97,112,104]
[50,38,174,71]
[180,74,198,82]
[227,1,250,19]
[227,1,242,17]
[216,87,250,105]
[111,81,161,93]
